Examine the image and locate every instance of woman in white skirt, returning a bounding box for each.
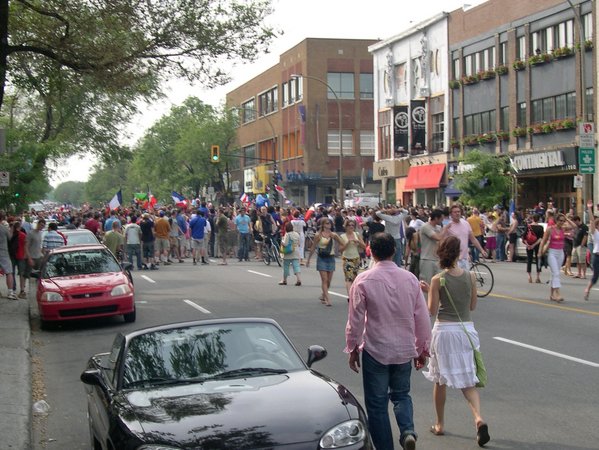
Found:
[423,235,490,447]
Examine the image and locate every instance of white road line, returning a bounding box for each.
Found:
[136,301,148,304]
[183,300,211,314]
[494,337,599,368]
[247,270,272,278]
[140,275,156,283]
[329,291,348,298]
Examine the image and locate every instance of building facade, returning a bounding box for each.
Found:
[449,0,595,213]
[370,13,451,207]
[226,38,378,206]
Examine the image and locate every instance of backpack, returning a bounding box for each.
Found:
[524,225,537,245]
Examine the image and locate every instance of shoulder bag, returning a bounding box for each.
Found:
[439,272,487,388]
[317,236,334,257]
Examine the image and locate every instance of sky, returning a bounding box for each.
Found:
[49,0,486,187]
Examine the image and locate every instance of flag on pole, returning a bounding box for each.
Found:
[109,190,122,210]
[240,192,249,204]
[274,184,287,199]
[171,191,187,208]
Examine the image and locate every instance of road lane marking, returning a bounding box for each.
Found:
[489,293,599,317]
[247,270,272,278]
[494,337,599,367]
[329,291,348,298]
[140,275,156,283]
[183,300,211,314]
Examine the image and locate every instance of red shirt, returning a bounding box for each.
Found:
[16,231,27,260]
[85,218,100,235]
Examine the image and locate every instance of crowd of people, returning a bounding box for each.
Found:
[3,197,599,449]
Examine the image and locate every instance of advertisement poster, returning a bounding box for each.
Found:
[410,100,426,152]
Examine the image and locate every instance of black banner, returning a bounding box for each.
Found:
[393,106,408,158]
[410,100,426,152]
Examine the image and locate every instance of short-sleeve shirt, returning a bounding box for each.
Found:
[43,231,65,251]
[140,219,155,242]
[235,214,251,234]
[154,218,170,239]
[420,222,441,260]
[444,218,472,260]
[125,223,141,245]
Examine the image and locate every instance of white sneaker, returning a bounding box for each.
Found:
[7,291,18,300]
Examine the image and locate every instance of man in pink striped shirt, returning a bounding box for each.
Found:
[345,232,431,450]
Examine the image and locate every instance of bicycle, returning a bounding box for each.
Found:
[262,235,282,267]
[470,261,494,297]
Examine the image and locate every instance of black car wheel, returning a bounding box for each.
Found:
[123,306,136,323]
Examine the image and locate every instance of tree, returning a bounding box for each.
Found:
[453,150,513,209]
[50,180,86,206]
[0,0,277,110]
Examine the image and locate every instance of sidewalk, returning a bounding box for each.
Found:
[0,295,31,449]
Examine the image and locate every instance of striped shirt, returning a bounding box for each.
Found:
[42,231,65,252]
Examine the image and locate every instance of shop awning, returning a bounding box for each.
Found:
[404,163,446,190]
[444,180,462,197]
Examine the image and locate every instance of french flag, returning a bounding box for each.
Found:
[171,191,187,208]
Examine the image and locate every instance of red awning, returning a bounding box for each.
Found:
[404,163,445,190]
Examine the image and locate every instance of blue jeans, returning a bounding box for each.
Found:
[393,238,404,267]
[496,233,507,261]
[362,350,416,450]
[237,233,251,260]
[126,244,142,269]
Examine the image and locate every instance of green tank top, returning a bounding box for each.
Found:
[438,270,472,322]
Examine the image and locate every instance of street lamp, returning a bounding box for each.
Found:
[290,74,344,204]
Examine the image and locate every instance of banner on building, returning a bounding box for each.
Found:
[393,105,408,158]
[410,100,426,152]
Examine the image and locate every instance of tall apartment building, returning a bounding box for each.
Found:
[449,0,594,213]
[226,38,378,206]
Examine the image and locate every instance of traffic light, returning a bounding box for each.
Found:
[210,145,220,163]
[14,192,20,198]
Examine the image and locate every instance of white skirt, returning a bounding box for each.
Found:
[423,321,481,389]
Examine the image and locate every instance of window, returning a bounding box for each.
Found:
[531,92,576,123]
[359,73,374,99]
[499,42,507,65]
[517,102,527,127]
[464,115,473,135]
[241,98,256,124]
[431,113,444,152]
[583,13,593,40]
[452,117,459,139]
[258,87,278,116]
[452,58,461,79]
[464,54,473,76]
[482,47,494,70]
[327,72,355,99]
[289,80,297,104]
[463,110,496,135]
[243,144,256,168]
[500,107,509,130]
[378,111,391,160]
[359,130,375,155]
[296,76,303,101]
[327,130,353,155]
[586,88,594,121]
[517,36,526,59]
[282,82,289,107]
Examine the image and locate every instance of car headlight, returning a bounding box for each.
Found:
[136,446,182,450]
[111,284,132,296]
[41,292,64,302]
[320,419,367,448]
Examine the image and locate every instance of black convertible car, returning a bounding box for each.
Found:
[81,318,372,449]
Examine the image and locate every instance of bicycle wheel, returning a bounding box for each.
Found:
[263,244,271,265]
[470,262,494,297]
[272,245,282,267]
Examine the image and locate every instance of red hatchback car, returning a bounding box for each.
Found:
[35,244,135,328]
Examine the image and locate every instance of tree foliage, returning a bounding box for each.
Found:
[49,180,86,206]
[453,150,513,209]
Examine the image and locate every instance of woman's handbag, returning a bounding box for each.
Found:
[280,239,295,255]
[317,237,334,257]
[440,273,487,388]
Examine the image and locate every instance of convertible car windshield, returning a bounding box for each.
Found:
[122,322,306,389]
[45,249,121,277]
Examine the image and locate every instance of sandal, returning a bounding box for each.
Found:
[476,423,490,447]
[430,425,444,436]
[295,281,301,286]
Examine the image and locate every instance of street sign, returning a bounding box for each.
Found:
[574,175,583,189]
[0,171,8,187]
[579,147,595,174]
[579,122,595,148]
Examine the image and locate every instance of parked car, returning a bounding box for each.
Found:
[33,244,135,327]
[62,229,101,246]
[81,318,372,450]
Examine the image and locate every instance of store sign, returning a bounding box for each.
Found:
[512,150,567,171]
[373,159,410,180]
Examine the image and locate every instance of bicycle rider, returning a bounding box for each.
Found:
[443,204,487,270]
[259,206,278,248]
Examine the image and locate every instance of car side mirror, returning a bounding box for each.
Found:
[80,369,109,391]
[306,345,327,368]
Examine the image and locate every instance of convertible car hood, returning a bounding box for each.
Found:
[44,272,126,290]
[119,370,352,448]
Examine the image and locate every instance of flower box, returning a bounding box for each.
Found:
[496,131,509,141]
[552,46,574,59]
[477,133,496,144]
[513,59,526,71]
[478,70,496,80]
[462,135,479,146]
[495,65,509,76]
[450,139,460,148]
[577,40,594,51]
[449,80,461,89]
[528,53,553,66]
[461,74,480,86]
[512,127,527,138]
[553,118,575,131]
[528,123,554,135]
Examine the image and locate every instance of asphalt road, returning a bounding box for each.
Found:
[31,258,599,449]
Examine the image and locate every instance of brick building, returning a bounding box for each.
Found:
[226,38,378,206]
